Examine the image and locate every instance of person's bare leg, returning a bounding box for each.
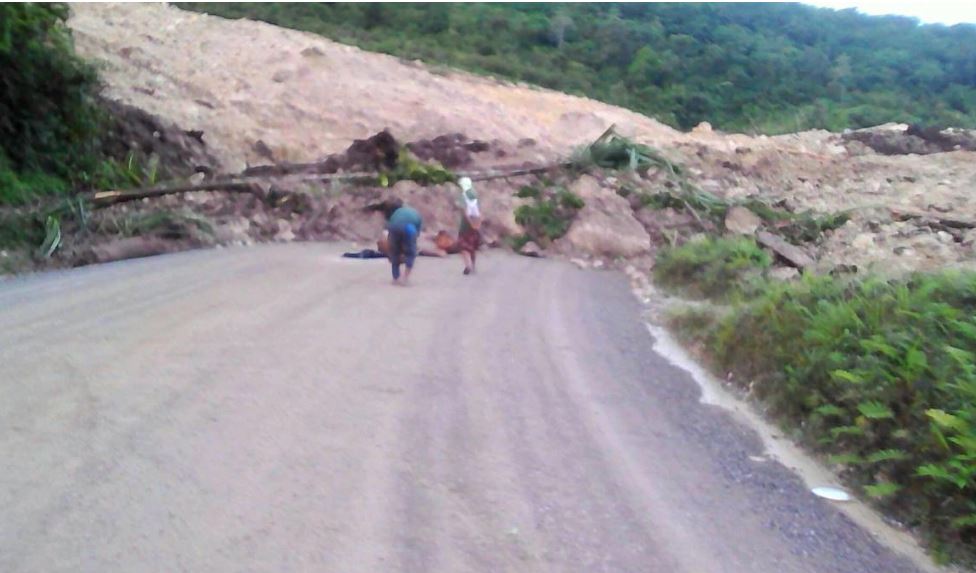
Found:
[401,265,412,286]
[470,250,477,274]
[461,251,473,275]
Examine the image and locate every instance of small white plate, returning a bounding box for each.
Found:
[811,486,851,501]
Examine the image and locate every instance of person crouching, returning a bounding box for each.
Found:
[385,202,423,286]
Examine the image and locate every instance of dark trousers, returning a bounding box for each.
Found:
[387,226,417,280]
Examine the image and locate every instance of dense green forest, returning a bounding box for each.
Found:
[180,2,976,133]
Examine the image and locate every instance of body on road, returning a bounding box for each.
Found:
[0,244,925,572]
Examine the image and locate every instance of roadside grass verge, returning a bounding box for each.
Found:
[658,239,976,565]
[654,236,771,301]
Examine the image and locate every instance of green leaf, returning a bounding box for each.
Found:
[903,346,928,375]
[945,345,975,368]
[864,482,901,498]
[926,409,966,431]
[857,401,894,420]
[915,464,968,489]
[831,369,862,384]
[860,336,898,358]
[917,464,954,481]
[830,425,864,438]
[827,453,863,465]
[865,449,908,463]
[39,214,61,258]
[814,404,846,418]
[950,514,976,530]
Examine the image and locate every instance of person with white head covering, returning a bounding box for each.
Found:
[456,176,482,275]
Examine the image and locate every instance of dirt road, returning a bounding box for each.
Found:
[0,245,925,572]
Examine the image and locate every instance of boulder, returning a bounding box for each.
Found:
[273,220,296,242]
[769,267,800,281]
[724,206,762,235]
[555,175,651,259]
[518,241,543,258]
[851,233,876,251]
[214,216,252,244]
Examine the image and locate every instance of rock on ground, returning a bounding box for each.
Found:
[555,175,652,259]
[724,206,762,235]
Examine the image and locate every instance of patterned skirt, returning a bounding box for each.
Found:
[457,228,481,253]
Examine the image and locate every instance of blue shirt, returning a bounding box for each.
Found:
[387,206,423,233]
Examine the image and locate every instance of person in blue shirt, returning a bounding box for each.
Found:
[384,202,423,285]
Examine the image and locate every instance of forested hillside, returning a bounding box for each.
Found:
[180,2,976,133]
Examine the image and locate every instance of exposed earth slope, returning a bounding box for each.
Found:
[67,3,976,274]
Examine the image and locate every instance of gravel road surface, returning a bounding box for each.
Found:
[0,244,925,572]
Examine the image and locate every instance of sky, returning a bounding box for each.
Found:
[803,1,976,25]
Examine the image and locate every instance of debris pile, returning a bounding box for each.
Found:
[843,124,976,156]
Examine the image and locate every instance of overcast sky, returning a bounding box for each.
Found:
[803,1,976,25]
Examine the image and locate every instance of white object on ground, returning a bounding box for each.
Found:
[811,486,851,502]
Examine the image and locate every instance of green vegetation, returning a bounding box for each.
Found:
[0,5,169,211]
[654,237,771,300]
[0,4,102,204]
[513,183,585,247]
[181,2,976,132]
[0,3,178,259]
[579,130,851,242]
[571,127,681,174]
[96,208,214,240]
[379,149,456,187]
[666,254,976,563]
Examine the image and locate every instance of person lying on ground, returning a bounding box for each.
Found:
[375,229,455,258]
[384,202,423,285]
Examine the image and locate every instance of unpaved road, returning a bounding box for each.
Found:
[1,245,924,572]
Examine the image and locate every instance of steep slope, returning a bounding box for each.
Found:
[67,3,976,275]
[68,3,682,172]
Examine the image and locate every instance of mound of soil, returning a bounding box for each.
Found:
[242,130,492,177]
[406,133,490,169]
[842,124,976,155]
[100,98,219,178]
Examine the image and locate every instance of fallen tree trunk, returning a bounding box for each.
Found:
[86,163,567,208]
[90,180,257,206]
[756,231,815,269]
[82,236,173,265]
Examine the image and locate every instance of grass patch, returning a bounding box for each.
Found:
[0,211,46,251]
[654,237,771,300]
[96,208,214,239]
[672,271,976,564]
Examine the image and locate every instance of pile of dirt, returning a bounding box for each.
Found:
[842,124,976,156]
[241,130,400,177]
[67,3,675,172]
[241,130,494,178]
[406,133,492,168]
[99,98,220,179]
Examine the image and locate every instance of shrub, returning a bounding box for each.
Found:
[695,272,976,562]
[0,3,102,195]
[654,237,771,300]
[513,184,584,246]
